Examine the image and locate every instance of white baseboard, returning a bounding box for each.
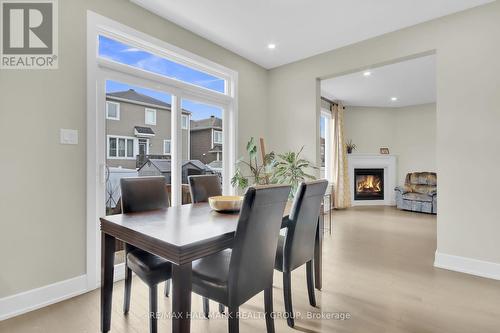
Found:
[0,275,87,321]
[434,251,500,280]
[0,263,126,322]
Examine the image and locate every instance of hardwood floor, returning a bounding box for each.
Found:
[2,206,500,332]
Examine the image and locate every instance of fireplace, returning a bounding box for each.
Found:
[354,168,384,200]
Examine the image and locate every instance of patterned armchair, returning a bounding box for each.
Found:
[395,172,437,214]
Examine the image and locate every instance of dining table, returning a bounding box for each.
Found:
[100,201,324,333]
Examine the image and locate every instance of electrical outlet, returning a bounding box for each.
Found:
[60,129,78,145]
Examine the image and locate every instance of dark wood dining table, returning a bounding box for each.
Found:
[100,202,323,333]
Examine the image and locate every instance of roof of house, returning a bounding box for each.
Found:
[139,159,209,173]
[134,126,155,135]
[106,89,190,114]
[190,116,222,131]
[208,160,222,170]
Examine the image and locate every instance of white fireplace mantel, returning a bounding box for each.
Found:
[347,154,397,206]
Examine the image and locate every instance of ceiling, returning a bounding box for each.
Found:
[321,54,436,107]
[131,0,492,69]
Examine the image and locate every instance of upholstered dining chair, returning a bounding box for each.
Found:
[191,184,291,333]
[275,180,329,328]
[188,174,222,203]
[120,176,172,333]
[187,174,226,315]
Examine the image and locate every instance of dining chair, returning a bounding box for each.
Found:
[191,184,291,333]
[120,176,172,333]
[275,179,329,328]
[188,174,222,203]
[187,174,225,315]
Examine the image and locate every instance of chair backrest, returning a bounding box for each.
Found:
[120,176,169,214]
[228,184,291,305]
[404,172,437,194]
[283,180,328,272]
[188,174,222,203]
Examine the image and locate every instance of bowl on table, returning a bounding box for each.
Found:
[208,195,244,213]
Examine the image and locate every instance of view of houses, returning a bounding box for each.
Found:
[106,88,223,170]
[105,88,222,209]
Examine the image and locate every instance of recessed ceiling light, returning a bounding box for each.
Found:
[267,43,276,50]
[363,71,371,76]
[391,97,398,101]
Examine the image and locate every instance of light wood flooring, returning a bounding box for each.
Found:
[1,206,500,332]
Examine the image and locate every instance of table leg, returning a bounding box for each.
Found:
[172,263,192,333]
[314,215,323,291]
[101,232,115,332]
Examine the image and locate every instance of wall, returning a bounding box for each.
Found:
[268,2,500,272]
[344,104,436,185]
[0,0,268,297]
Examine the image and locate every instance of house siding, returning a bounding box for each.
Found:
[190,129,216,164]
[105,97,189,169]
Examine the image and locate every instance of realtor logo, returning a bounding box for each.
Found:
[1,0,58,69]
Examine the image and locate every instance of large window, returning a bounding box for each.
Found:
[99,35,226,94]
[320,109,332,180]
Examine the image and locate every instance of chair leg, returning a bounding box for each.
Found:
[283,271,294,328]
[264,287,275,333]
[219,303,225,314]
[306,260,317,307]
[123,267,132,314]
[228,306,239,333]
[149,284,158,333]
[203,297,210,318]
[164,279,170,297]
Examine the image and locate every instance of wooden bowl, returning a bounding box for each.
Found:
[208,195,244,212]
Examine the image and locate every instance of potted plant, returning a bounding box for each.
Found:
[346,139,356,154]
[271,147,316,197]
[231,137,275,190]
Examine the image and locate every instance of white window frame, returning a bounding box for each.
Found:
[106,101,120,120]
[144,108,157,125]
[106,135,136,159]
[321,109,332,181]
[213,129,223,146]
[87,12,238,290]
[163,139,171,155]
[181,114,189,130]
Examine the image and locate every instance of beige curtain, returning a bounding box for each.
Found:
[331,103,351,209]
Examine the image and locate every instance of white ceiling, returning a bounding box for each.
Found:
[131,0,492,69]
[321,54,436,107]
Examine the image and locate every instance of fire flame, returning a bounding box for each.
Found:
[357,175,382,193]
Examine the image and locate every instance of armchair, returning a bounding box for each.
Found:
[395,172,437,214]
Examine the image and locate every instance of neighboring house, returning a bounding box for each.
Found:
[106,89,191,169]
[138,159,214,184]
[190,116,223,167]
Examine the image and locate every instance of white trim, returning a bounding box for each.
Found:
[106,101,120,120]
[171,95,182,206]
[0,275,87,321]
[434,251,500,280]
[144,107,157,125]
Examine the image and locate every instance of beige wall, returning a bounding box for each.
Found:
[0,0,268,297]
[268,2,500,266]
[344,104,436,185]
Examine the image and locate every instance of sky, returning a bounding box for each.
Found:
[100,36,223,120]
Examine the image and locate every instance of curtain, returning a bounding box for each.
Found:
[331,103,351,209]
